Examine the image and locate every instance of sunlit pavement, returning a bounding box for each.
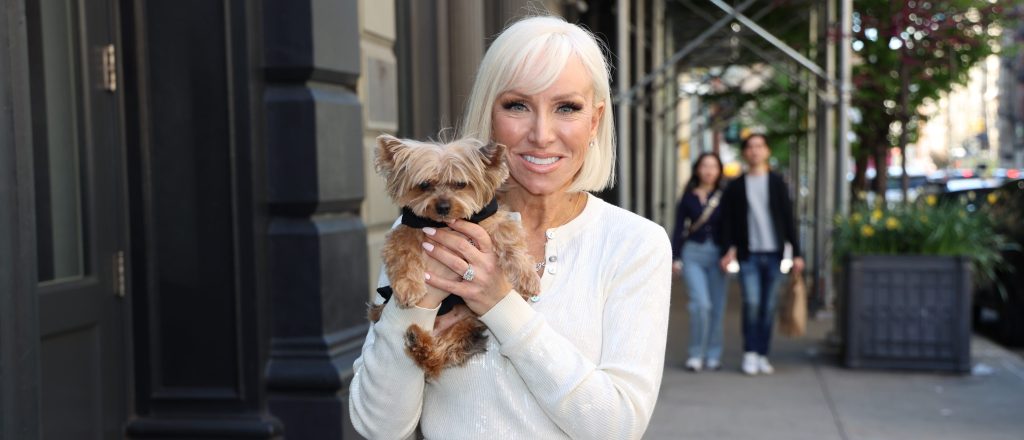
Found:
[646,275,1024,440]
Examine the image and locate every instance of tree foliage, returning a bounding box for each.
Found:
[850,0,1005,201]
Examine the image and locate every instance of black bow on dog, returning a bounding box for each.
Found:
[400,197,499,229]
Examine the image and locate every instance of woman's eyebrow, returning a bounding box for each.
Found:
[551,92,586,101]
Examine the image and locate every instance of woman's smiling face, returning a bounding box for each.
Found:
[491,57,605,196]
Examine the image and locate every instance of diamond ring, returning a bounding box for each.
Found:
[462,265,475,281]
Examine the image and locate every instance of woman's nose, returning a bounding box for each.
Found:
[529,112,556,146]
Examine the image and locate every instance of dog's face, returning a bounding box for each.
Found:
[375,135,509,222]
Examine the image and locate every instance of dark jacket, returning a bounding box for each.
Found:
[670,190,723,260]
[718,171,801,261]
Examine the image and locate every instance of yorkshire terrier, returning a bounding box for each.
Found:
[371,134,541,379]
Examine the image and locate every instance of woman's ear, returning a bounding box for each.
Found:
[590,100,606,140]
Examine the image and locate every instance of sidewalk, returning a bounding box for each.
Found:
[647,276,1024,440]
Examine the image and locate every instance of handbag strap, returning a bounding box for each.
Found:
[688,190,722,235]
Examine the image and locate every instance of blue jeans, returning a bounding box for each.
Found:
[681,241,727,362]
[739,252,783,355]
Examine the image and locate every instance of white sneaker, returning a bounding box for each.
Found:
[685,357,703,372]
[705,359,721,371]
[758,356,775,375]
[742,352,759,375]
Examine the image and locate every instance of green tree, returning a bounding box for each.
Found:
[851,0,1004,203]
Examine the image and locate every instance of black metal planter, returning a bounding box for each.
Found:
[842,255,972,373]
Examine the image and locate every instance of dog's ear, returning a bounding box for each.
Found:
[375,134,406,175]
[479,141,507,168]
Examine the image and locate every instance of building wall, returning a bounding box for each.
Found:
[360,0,399,298]
[997,17,1024,169]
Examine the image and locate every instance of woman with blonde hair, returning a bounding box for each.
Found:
[350,15,671,439]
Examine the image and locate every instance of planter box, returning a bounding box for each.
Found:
[843,255,972,373]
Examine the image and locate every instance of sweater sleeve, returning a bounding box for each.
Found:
[718,183,738,255]
[777,173,802,257]
[478,224,672,439]
[349,296,440,439]
[349,218,440,439]
[670,194,688,260]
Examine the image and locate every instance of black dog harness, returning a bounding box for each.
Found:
[378,197,499,315]
[399,197,499,229]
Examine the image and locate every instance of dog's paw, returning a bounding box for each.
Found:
[517,271,542,297]
[392,278,428,307]
[405,325,444,380]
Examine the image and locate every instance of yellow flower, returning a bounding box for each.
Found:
[871,209,883,223]
[851,213,863,224]
[919,215,929,224]
[967,191,976,201]
[857,191,867,201]
[926,195,937,206]
[861,224,876,237]
[987,192,998,205]
[885,217,900,230]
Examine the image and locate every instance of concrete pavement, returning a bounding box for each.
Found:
[646,276,1024,440]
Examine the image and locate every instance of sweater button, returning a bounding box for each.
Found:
[545,230,555,240]
[547,266,556,275]
[548,255,557,263]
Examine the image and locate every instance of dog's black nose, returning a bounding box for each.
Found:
[436,200,450,216]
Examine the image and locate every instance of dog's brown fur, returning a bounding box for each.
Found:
[371,134,540,379]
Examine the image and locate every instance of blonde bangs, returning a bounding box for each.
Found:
[501,35,572,96]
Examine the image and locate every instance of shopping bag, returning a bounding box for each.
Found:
[777,273,807,337]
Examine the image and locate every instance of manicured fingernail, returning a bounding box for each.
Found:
[424,272,431,280]
[422,242,434,252]
[423,227,436,236]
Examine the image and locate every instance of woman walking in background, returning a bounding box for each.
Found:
[671,153,727,372]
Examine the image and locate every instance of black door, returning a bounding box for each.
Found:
[27,0,129,438]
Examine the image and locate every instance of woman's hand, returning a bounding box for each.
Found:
[421,219,513,315]
[417,245,461,309]
[719,247,736,273]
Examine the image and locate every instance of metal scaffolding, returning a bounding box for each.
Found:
[615,0,853,311]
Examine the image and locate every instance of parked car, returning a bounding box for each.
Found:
[849,168,931,206]
[971,179,1024,347]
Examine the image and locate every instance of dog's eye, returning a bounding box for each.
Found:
[418,182,431,190]
[454,182,468,189]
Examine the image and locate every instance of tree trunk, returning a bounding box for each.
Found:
[872,144,888,204]
[898,61,910,204]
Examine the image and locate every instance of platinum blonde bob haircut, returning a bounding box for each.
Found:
[458,15,616,193]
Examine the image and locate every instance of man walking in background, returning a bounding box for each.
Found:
[719,134,804,376]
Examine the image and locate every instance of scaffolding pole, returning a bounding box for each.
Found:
[617,0,631,210]
[836,0,853,216]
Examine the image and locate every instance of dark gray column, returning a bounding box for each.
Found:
[122,1,282,437]
[0,0,42,437]
[261,1,367,439]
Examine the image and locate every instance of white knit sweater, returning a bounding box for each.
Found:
[349,193,672,439]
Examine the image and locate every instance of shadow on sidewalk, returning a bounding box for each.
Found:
[646,275,1024,440]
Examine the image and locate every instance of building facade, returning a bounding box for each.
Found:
[1,0,666,438]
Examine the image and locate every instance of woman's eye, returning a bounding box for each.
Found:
[418,182,431,190]
[501,101,527,111]
[556,102,583,113]
[454,182,468,189]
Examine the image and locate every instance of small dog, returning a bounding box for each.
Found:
[371,134,541,379]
